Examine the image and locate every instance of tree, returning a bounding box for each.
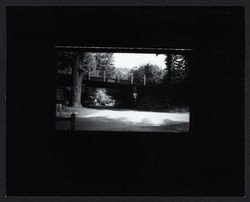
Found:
[72,52,97,108]
[162,54,173,85]
[94,88,113,105]
[56,51,97,108]
[56,51,75,106]
[162,54,189,85]
[132,63,164,84]
[171,54,189,82]
[114,67,130,80]
[94,53,116,78]
[57,51,118,109]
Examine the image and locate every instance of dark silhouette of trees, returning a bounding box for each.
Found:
[57,51,117,108]
[171,54,189,82]
[162,54,189,85]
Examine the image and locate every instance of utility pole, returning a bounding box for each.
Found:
[131,73,133,85]
[144,74,146,86]
[103,70,106,82]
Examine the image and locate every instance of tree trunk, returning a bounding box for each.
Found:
[73,55,83,109]
[166,54,172,85]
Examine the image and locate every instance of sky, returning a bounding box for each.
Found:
[113,53,166,69]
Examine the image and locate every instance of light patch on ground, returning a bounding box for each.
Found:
[79,109,189,126]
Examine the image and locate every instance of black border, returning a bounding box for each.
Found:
[1,0,248,201]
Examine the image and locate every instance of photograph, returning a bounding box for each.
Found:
[56,48,191,132]
[5,5,245,197]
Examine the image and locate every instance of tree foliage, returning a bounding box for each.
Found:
[56,51,98,76]
[81,52,97,75]
[114,67,131,80]
[163,54,189,84]
[94,88,113,105]
[93,53,116,78]
[132,63,164,84]
[171,54,189,82]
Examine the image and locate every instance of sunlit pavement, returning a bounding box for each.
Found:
[56,107,190,132]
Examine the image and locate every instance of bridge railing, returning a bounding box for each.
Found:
[57,73,160,86]
[83,75,151,85]
[84,75,133,84]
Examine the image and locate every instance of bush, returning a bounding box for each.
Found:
[94,88,113,105]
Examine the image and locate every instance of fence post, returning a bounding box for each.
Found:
[71,113,75,131]
[59,104,62,116]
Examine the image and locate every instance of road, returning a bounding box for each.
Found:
[56,107,190,132]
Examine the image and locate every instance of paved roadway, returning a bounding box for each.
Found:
[56,107,189,132]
